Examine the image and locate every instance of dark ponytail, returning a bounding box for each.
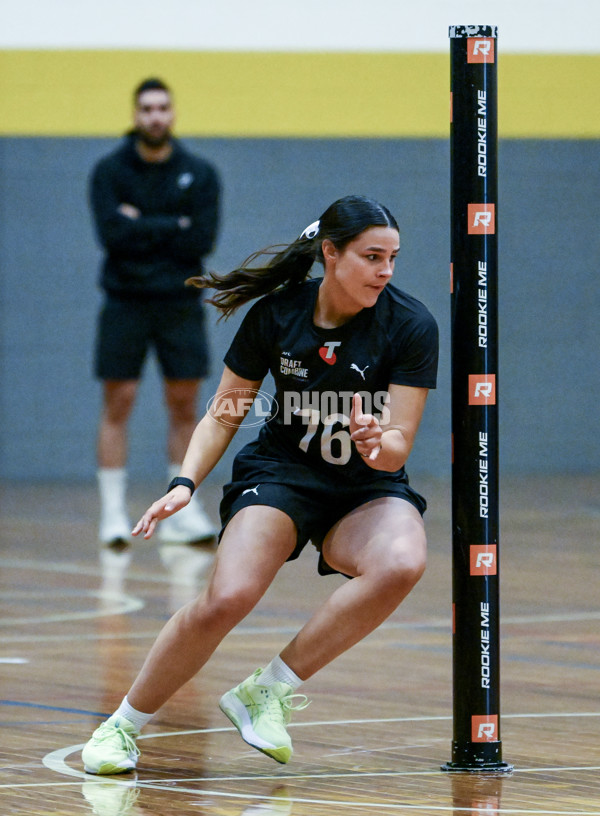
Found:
[187,237,315,320]
[188,194,398,319]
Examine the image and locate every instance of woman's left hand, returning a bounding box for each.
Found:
[132,486,192,540]
[350,393,382,461]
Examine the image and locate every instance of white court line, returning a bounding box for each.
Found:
[0,589,144,625]
[2,556,600,634]
[84,783,600,816]
[3,613,600,643]
[22,771,600,816]
[18,709,584,773]
[4,562,600,813]
[0,556,174,584]
[3,712,593,815]
[21,753,600,816]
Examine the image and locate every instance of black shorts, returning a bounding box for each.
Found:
[219,442,427,577]
[94,296,209,380]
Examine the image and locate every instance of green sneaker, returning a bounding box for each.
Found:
[82,715,140,775]
[219,668,309,764]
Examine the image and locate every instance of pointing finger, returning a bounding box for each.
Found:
[352,393,366,424]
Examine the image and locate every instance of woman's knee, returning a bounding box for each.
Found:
[188,507,296,629]
[206,580,262,626]
[368,525,427,590]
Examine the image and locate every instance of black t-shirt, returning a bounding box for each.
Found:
[90,135,220,298]
[224,279,438,485]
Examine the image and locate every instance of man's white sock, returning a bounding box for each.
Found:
[97,468,128,517]
[259,655,303,690]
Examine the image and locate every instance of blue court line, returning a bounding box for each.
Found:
[0,721,93,726]
[0,700,106,717]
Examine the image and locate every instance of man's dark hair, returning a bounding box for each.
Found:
[133,78,171,104]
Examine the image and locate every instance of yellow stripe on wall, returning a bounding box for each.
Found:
[1,50,598,138]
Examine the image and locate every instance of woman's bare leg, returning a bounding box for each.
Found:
[280,497,426,680]
[126,506,296,713]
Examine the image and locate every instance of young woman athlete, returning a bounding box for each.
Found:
[81,194,439,774]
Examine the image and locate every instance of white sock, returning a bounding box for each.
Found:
[97,468,128,516]
[112,696,154,734]
[259,655,303,690]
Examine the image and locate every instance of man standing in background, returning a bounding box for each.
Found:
[90,77,220,564]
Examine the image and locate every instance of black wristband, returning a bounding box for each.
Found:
[167,476,196,495]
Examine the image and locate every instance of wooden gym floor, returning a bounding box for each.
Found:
[1,474,599,815]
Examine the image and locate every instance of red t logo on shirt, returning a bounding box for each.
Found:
[319,341,341,365]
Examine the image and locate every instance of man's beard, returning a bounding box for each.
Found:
[137,127,171,148]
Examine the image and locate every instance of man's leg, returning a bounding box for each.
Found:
[97,380,138,546]
[98,380,138,468]
[163,378,201,464]
[159,378,217,545]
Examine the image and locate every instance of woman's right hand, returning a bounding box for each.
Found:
[132,486,192,540]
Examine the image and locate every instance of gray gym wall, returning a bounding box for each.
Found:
[0,137,598,483]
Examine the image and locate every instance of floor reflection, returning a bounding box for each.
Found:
[99,541,215,613]
[239,786,293,816]
[158,543,215,612]
[79,781,293,816]
[449,771,507,814]
[81,777,144,815]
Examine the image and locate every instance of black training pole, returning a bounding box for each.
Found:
[441,25,512,774]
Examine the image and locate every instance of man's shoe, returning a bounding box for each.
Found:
[82,715,140,775]
[158,499,216,544]
[99,511,132,547]
[219,669,309,764]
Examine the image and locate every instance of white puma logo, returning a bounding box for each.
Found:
[242,484,260,496]
[350,363,369,380]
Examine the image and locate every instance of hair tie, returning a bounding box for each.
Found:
[300,220,320,240]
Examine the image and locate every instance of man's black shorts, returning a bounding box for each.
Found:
[219,441,427,577]
[94,296,209,380]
